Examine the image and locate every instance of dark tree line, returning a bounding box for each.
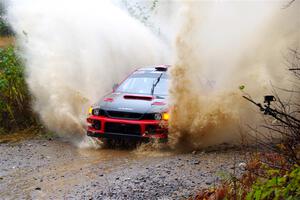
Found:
[0,2,13,37]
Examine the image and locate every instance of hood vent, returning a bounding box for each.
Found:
[123,95,153,101]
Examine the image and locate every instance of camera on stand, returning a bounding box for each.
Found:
[264,95,276,106]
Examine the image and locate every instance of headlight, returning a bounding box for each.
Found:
[162,113,169,120]
[154,113,162,120]
[93,108,100,116]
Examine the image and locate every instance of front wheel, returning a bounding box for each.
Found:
[99,138,114,148]
[99,138,140,149]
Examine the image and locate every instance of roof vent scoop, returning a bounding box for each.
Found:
[155,65,168,71]
[123,95,153,101]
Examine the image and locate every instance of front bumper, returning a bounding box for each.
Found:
[86,115,168,140]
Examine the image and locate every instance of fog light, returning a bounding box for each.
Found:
[162,113,169,120]
[154,113,162,120]
[93,120,101,130]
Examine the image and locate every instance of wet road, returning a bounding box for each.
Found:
[0,138,247,199]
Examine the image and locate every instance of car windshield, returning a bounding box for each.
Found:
[116,72,168,96]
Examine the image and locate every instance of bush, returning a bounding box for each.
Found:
[0,19,13,36]
[192,47,300,200]
[247,166,300,200]
[191,155,300,200]
[0,46,36,132]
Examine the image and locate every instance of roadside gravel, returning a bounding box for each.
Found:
[0,138,247,199]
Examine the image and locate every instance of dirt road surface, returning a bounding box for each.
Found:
[0,137,247,199]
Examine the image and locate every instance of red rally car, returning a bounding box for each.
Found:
[86,65,169,142]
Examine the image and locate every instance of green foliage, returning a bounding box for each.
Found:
[246,166,300,200]
[0,46,36,132]
[0,19,13,36]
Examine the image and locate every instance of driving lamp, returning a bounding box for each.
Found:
[88,107,93,115]
[162,113,169,120]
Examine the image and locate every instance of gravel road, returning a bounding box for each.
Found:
[0,137,247,200]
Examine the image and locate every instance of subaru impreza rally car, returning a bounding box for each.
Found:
[86,65,169,142]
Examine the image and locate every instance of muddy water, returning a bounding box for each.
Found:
[0,136,247,199]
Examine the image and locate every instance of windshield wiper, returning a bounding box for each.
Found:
[151,73,163,96]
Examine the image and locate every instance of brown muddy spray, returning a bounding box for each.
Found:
[169,1,300,150]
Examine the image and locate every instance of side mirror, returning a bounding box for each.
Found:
[112,83,119,92]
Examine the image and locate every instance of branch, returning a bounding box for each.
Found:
[282,0,297,9]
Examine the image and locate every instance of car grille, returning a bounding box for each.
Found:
[105,122,141,135]
[106,111,143,119]
[142,113,155,120]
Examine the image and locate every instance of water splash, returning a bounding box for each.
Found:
[169,1,300,150]
[7,0,168,146]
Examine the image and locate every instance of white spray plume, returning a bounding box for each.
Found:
[7,0,168,143]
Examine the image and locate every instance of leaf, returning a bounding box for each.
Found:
[239,85,245,90]
[254,189,262,200]
[261,189,274,199]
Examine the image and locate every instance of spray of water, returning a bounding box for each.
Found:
[7,0,168,146]
[6,0,300,150]
[169,1,300,150]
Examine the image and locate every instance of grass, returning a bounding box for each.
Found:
[0,127,39,143]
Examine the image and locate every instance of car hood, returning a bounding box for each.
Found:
[97,92,168,113]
